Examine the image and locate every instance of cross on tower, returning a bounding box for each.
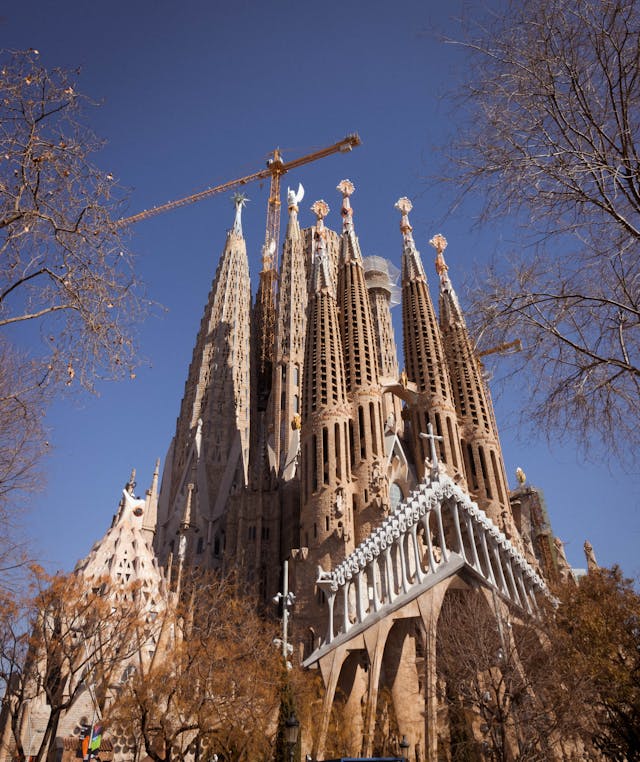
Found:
[419,422,443,483]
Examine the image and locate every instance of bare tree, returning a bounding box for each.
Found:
[436,589,594,760]
[110,571,282,762]
[0,49,144,390]
[0,341,47,510]
[0,569,144,762]
[443,0,640,460]
[0,48,146,514]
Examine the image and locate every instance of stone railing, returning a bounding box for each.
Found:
[313,476,548,651]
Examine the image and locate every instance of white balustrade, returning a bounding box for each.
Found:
[313,474,548,650]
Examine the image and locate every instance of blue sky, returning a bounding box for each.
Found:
[5,0,638,577]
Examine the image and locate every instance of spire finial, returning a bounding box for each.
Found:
[311,199,329,233]
[232,192,248,236]
[310,200,332,293]
[429,233,449,281]
[287,183,304,216]
[395,197,413,237]
[337,179,355,231]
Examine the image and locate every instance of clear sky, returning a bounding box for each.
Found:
[5,0,638,578]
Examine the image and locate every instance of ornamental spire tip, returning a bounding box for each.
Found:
[429,233,449,282]
[232,192,248,236]
[395,197,413,236]
[337,179,355,231]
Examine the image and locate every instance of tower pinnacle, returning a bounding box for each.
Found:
[396,197,426,282]
[429,233,450,283]
[337,179,355,231]
[311,200,333,294]
[395,196,413,237]
[232,192,248,236]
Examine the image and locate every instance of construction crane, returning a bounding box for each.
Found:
[115,133,361,232]
[477,338,522,358]
[116,133,362,413]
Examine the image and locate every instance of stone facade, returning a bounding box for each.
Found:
[149,183,565,758]
[1,177,578,762]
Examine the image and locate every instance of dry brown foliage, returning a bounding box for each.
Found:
[0,567,145,762]
[0,49,148,519]
[109,571,282,762]
[436,588,594,761]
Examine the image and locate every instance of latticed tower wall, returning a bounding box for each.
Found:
[168,247,232,508]
[336,182,389,543]
[296,203,355,650]
[155,207,252,574]
[198,229,252,490]
[397,200,466,485]
[271,201,308,476]
[364,260,403,436]
[436,251,513,531]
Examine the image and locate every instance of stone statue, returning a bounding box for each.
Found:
[584,540,599,572]
[122,488,145,518]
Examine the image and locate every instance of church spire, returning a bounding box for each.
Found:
[270,184,307,479]
[296,199,355,653]
[397,199,465,485]
[433,234,512,531]
[155,193,252,570]
[231,192,247,237]
[337,181,388,541]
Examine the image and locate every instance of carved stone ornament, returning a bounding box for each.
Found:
[395,196,413,234]
[311,199,330,222]
[429,233,447,256]
[337,178,355,197]
[430,233,449,278]
[334,486,346,517]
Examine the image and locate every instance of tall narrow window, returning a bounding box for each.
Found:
[490,450,505,504]
[349,420,355,468]
[435,413,446,463]
[312,435,318,493]
[323,427,329,484]
[335,422,341,480]
[358,406,366,459]
[446,417,458,469]
[478,446,492,499]
[370,402,378,456]
[465,442,479,490]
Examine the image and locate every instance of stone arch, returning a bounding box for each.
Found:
[372,616,427,758]
[330,650,369,756]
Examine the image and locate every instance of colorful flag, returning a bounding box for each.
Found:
[89,723,102,753]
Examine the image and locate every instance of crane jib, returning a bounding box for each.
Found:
[115,133,361,228]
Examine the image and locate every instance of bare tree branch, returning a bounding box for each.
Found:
[441,0,640,461]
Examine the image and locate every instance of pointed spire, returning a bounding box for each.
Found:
[287,183,304,218]
[395,197,426,282]
[231,192,248,237]
[126,467,137,495]
[431,232,463,325]
[430,233,450,284]
[147,458,160,498]
[396,196,414,240]
[337,179,364,266]
[310,200,333,294]
[337,179,355,232]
